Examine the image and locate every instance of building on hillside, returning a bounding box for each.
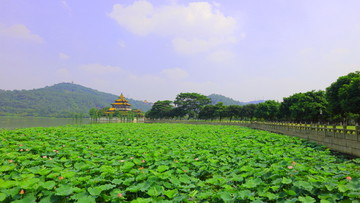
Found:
[107,93,131,113]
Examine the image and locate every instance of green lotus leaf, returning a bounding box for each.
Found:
[294,181,314,192]
[40,181,56,190]
[0,193,7,202]
[0,165,16,172]
[157,165,169,173]
[282,177,292,184]
[87,186,103,196]
[55,185,74,196]
[298,196,316,203]
[76,195,96,203]
[164,189,178,198]
[147,185,164,197]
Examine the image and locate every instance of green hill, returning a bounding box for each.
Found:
[0,83,152,117]
[208,94,265,105]
[208,94,245,105]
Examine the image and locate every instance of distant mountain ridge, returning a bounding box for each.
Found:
[207,94,265,106]
[0,83,265,117]
[0,83,152,117]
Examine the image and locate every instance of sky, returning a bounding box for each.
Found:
[0,0,359,102]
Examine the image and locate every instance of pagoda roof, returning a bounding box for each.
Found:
[115,93,128,101]
[112,102,131,106]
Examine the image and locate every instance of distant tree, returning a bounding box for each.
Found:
[214,102,227,121]
[207,94,244,105]
[226,105,242,121]
[170,107,187,119]
[279,90,327,123]
[326,71,360,123]
[198,105,217,120]
[174,93,211,119]
[254,100,280,121]
[146,100,173,119]
[89,108,98,120]
[240,104,258,120]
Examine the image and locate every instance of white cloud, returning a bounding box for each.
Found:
[207,50,236,64]
[80,64,123,74]
[172,37,236,55]
[108,1,239,54]
[0,24,43,43]
[59,53,70,60]
[117,40,126,48]
[161,68,188,80]
[61,0,71,12]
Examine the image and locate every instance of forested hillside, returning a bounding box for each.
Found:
[208,94,264,105]
[0,83,152,117]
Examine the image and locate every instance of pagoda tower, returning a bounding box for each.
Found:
[107,93,132,113]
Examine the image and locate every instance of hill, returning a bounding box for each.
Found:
[208,94,265,105]
[0,83,152,117]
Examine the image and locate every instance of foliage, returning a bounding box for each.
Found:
[279,91,328,123]
[255,100,280,121]
[225,105,243,121]
[174,93,211,119]
[208,94,265,106]
[145,100,173,119]
[89,108,143,121]
[198,102,227,121]
[326,71,360,122]
[198,105,217,120]
[239,104,258,120]
[0,123,359,202]
[208,94,245,106]
[0,83,152,118]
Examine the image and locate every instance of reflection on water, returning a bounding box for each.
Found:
[0,117,91,129]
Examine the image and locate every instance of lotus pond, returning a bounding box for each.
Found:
[0,123,359,202]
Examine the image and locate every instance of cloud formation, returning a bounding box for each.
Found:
[80,64,123,74]
[161,68,188,80]
[59,53,70,60]
[0,24,43,43]
[108,1,239,54]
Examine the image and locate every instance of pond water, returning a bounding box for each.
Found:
[0,116,91,129]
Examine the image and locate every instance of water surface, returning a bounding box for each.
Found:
[0,117,90,129]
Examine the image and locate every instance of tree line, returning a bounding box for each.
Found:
[146,71,360,124]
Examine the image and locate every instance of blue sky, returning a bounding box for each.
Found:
[1,0,359,102]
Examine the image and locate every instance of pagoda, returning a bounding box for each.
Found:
[107,93,131,113]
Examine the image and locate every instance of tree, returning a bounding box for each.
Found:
[146,100,173,119]
[340,77,360,114]
[198,105,217,120]
[326,71,360,122]
[254,100,280,121]
[279,90,327,123]
[214,102,226,121]
[226,105,242,121]
[89,108,99,120]
[170,107,187,119]
[174,93,211,119]
[240,104,257,120]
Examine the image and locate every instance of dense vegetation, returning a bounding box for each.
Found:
[147,71,360,124]
[0,123,359,202]
[208,94,264,106]
[0,83,152,117]
[88,108,144,121]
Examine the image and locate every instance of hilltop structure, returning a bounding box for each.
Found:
[107,93,131,113]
